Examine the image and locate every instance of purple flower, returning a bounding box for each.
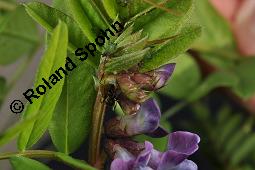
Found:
[110,142,154,170]
[105,99,161,137]
[109,131,200,170]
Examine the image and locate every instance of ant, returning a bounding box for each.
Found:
[104,84,121,109]
[98,54,120,110]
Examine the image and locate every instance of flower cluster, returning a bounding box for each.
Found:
[103,25,200,170]
[106,131,200,170]
[105,64,175,138]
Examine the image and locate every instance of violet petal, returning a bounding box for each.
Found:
[148,149,163,169]
[125,99,161,135]
[114,145,135,161]
[110,158,133,170]
[134,142,153,168]
[168,131,200,155]
[157,150,187,170]
[153,63,176,90]
[170,159,198,170]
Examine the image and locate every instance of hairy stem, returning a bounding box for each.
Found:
[89,86,106,165]
[89,59,107,166]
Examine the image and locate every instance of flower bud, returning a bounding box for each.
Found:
[130,73,155,91]
[117,74,149,103]
[149,63,176,90]
[130,63,176,91]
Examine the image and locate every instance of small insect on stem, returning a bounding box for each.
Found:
[99,54,120,110]
[104,84,120,110]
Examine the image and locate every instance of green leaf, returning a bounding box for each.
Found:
[106,48,150,73]
[187,103,255,169]
[67,0,96,42]
[218,114,242,145]
[114,23,134,45]
[10,156,51,170]
[24,2,98,66]
[233,58,255,99]
[116,36,148,56]
[134,0,194,40]
[55,152,96,170]
[187,71,239,101]
[102,0,118,20]
[80,0,108,30]
[0,114,39,147]
[117,0,147,20]
[159,53,201,99]
[191,102,210,121]
[49,61,96,154]
[192,0,234,51]
[217,106,231,125]
[18,21,68,151]
[0,6,39,65]
[140,25,201,72]
[117,30,143,48]
[231,134,255,166]
[52,0,70,15]
[224,119,253,156]
[24,2,84,48]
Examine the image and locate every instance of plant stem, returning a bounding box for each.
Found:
[161,101,187,120]
[89,59,107,165]
[0,150,56,160]
[89,86,106,165]
[91,0,111,28]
